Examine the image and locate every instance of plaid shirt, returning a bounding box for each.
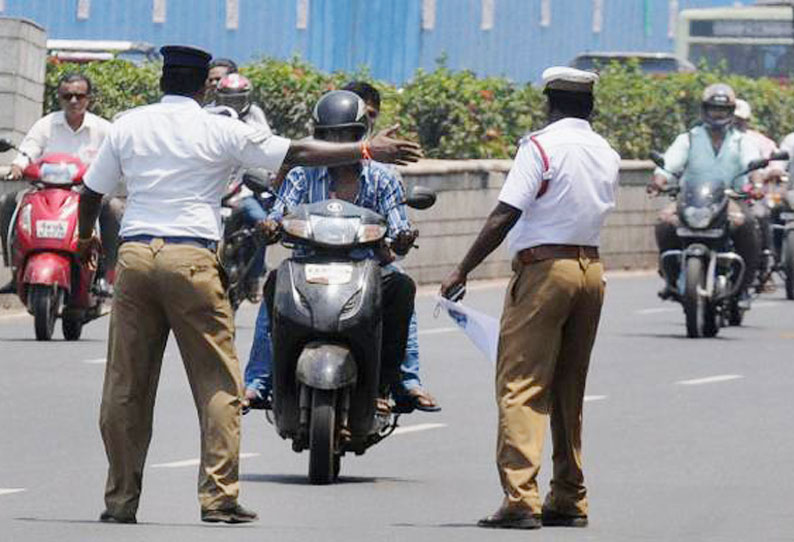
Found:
[269,161,411,239]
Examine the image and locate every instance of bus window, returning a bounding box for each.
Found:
[690,44,794,78]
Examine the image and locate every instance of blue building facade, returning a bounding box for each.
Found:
[7,0,737,82]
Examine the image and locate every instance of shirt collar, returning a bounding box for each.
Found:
[545,117,592,132]
[161,95,202,109]
[53,111,90,133]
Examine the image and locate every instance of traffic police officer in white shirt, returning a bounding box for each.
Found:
[77,45,422,526]
[441,66,619,530]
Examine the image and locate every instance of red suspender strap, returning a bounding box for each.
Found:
[528,135,552,199]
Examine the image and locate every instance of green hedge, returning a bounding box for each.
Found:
[44,58,794,160]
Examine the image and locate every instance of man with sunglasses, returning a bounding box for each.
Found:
[0,73,121,293]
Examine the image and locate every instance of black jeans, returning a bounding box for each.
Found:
[263,266,416,390]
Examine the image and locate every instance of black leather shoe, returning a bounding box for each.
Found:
[0,279,16,295]
[201,503,258,524]
[99,510,137,524]
[541,507,588,527]
[477,507,541,530]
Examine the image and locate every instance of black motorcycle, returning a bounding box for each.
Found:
[250,181,435,484]
[220,170,272,310]
[758,172,794,299]
[650,151,784,338]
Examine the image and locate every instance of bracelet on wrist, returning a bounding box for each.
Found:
[360,140,373,161]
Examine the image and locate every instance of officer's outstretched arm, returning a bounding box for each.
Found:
[283,126,422,168]
[440,202,521,297]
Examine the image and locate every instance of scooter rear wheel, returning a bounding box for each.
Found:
[30,285,61,341]
[308,389,338,485]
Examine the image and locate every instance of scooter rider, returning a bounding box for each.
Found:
[0,73,122,294]
[342,80,441,412]
[243,90,418,412]
[734,98,784,288]
[215,73,272,301]
[647,83,762,306]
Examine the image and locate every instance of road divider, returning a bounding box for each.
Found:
[676,374,743,386]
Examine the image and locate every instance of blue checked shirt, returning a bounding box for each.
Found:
[268,161,412,240]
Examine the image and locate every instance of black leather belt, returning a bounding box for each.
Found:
[121,235,218,252]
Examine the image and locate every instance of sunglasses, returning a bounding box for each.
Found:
[59,93,88,101]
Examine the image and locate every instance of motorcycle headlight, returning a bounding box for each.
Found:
[683,205,714,229]
[308,215,360,246]
[282,218,311,240]
[19,203,32,235]
[357,224,387,243]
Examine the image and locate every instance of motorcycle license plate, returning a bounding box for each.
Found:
[781,212,794,221]
[35,220,69,239]
[305,264,353,285]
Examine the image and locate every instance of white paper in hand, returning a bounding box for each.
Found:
[435,296,500,364]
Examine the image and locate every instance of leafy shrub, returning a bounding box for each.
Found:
[42,57,794,160]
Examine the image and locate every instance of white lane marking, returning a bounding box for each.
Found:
[636,307,677,315]
[754,301,782,309]
[392,423,447,436]
[152,452,259,469]
[417,327,457,336]
[584,395,607,402]
[0,488,26,496]
[677,374,743,386]
[83,358,107,365]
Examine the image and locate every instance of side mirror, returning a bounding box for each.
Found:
[0,139,14,153]
[746,158,769,172]
[404,185,436,210]
[241,170,272,194]
[771,150,790,161]
[649,151,666,169]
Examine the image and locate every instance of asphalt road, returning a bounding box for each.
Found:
[2,272,794,542]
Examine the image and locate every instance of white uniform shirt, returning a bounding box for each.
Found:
[84,95,291,240]
[12,111,111,168]
[499,118,620,257]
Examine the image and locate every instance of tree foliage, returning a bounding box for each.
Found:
[44,57,794,160]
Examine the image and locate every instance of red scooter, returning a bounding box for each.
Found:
[0,139,106,340]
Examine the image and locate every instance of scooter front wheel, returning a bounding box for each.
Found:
[308,389,338,485]
[784,230,794,300]
[30,284,61,341]
[684,258,706,338]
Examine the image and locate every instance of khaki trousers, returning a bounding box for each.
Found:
[99,239,242,517]
[496,256,604,515]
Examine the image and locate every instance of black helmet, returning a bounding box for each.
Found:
[701,83,736,130]
[312,90,368,140]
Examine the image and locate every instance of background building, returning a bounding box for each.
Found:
[5,0,748,82]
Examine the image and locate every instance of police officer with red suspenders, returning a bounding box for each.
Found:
[441,67,620,530]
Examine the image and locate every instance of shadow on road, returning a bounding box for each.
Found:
[617,332,737,341]
[393,522,477,529]
[0,337,104,343]
[240,473,416,486]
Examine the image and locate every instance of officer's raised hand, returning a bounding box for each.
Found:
[368,125,422,166]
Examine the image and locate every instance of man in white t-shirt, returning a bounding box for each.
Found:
[441,67,619,530]
[77,45,421,526]
[0,73,122,292]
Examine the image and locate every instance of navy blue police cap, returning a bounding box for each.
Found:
[160,45,212,69]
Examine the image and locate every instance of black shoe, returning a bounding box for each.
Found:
[477,507,541,530]
[201,503,258,524]
[541,508,588,527]
[99,510,137,524]
[0,279,15,295]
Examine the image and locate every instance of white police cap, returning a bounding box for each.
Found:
[542,66,599,93]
